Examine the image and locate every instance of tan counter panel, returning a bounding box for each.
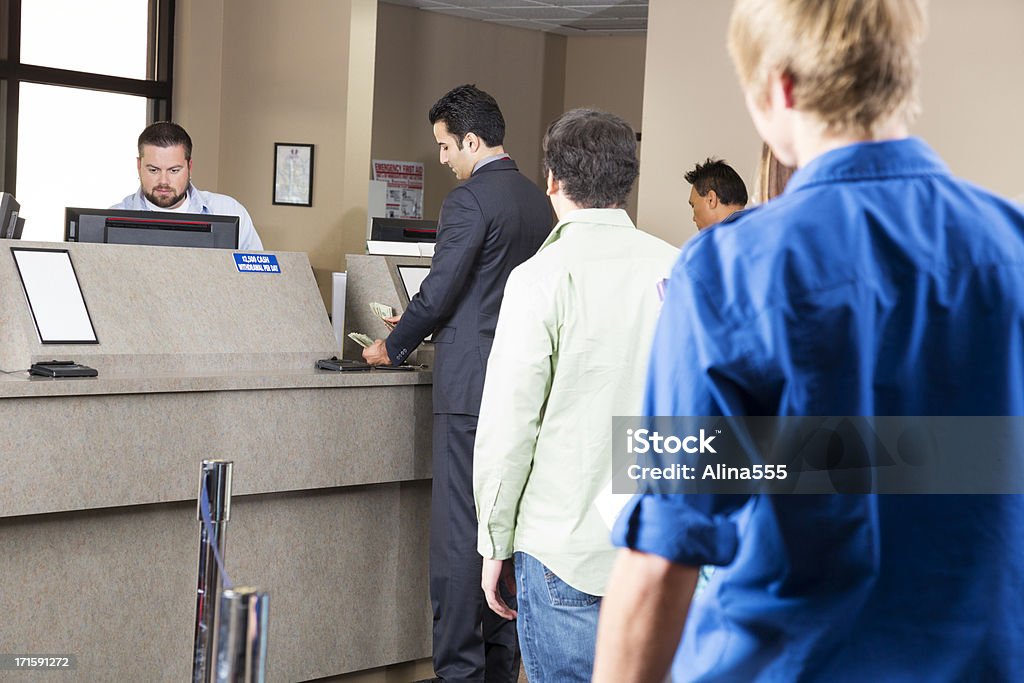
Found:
[0,482,432,682]
[0,379,433,518]
[0,378,435,681]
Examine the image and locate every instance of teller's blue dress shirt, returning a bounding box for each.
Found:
[613,138,1024,682]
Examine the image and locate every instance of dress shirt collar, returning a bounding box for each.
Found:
[472,153,511,174]
[786,137,950,196]
[541,208,635,250]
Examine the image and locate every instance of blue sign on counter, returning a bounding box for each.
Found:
[234,253,280,273]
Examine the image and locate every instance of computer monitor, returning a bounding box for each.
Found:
[370,217,437,243]
[0,192,25,239]
[65,208,239,249]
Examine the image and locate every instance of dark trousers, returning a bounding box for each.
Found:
[431,413,520,683]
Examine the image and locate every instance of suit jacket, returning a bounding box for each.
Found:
[386,158,552,415]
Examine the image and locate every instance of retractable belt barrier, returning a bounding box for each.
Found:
[193,460,233,683]
[215,588,270,683]
[189,460,272,682]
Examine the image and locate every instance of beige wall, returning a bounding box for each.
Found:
[563,34,647,220]
[917,1,1024,199]
[563,34,646,131]
[372,3,566,221]
[172,0,226,188]
[638,0,1024,246]
[175,0,377,306]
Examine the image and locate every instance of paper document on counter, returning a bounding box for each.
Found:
[366,240,435,257]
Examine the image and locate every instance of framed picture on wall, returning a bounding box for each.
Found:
[273,143,315,206]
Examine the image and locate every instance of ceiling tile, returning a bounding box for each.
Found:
[380,0,648,33]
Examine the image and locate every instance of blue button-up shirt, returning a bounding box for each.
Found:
[113,184,263,251]
[614,138,1024,681]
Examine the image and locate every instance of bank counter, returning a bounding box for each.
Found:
[0,240,433,681]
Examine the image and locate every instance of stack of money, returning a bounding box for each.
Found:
[347,332,375,348]
[370,302,397,330]
[370,301,393,319]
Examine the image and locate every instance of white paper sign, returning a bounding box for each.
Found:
[372,160,424,219]
[12,248,97,343]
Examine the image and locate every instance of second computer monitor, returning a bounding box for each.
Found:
[0,192,25,239]
[65,208,240,249]
[370,217,437,243]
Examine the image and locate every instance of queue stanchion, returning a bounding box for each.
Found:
[213,587,270,683]
[192,460,234,683]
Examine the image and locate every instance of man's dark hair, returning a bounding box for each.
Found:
[542,108,638,209]
[138,121,193,160]
[428,84,505,149]
[685,158,748,206]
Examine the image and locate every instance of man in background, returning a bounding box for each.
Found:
[364,84,552,683]
[684,157,748,230]
[474,108,677,683]
[113,122,263,251]
[595,0,1024,680]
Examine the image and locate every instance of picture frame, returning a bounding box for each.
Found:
[273,142,314,206]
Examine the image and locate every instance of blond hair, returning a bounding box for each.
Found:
[728,0,927,136]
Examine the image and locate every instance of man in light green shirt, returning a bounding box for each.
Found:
[473,108,678,683]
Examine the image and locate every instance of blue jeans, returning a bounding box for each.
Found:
[514,552,601,683]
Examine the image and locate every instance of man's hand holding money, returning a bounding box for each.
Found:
[362,339,391,366]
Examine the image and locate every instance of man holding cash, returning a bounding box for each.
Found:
[363,84,551,683]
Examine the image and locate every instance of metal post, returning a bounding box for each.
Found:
[192,460,233,683]
[213,587,270,683]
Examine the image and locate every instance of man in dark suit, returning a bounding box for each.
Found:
[364,84,552,683]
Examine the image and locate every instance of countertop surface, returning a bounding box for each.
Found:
[0,364,432,398]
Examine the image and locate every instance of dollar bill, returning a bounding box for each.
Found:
[369,302,394,319]
[347,332,375,348]
[370,302,397,330]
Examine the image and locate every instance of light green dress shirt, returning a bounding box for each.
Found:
[474,208,679,595]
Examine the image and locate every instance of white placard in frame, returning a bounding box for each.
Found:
[11,247,98,344]
[273,143,314,206]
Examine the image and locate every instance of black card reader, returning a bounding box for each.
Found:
[29,360,99,378]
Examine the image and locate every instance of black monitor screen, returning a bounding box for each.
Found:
[370,217,437,243]
[65,208,239,249]
[0,192,23,239]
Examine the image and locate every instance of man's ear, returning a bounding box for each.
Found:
[546,169,558,197]
[779,69,797,109]
[136,157,143,174]
[706,189,720,210]
[463,132,480,153]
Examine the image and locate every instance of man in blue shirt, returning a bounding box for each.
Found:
[593,0,1024,681]
[113,122,263,251]
[683,158,748,231]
